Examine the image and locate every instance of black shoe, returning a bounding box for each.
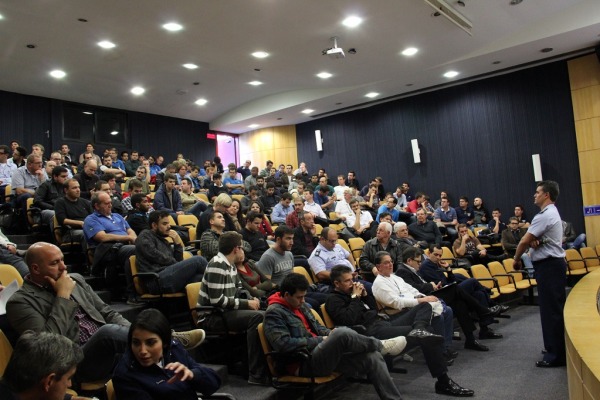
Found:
[479,328,503,340]
[464,340,489,351]
[435,378,475,397]
[407,328,444,345]
[443,349,459,360]
[536,360,566,368]
[446,358,455,366]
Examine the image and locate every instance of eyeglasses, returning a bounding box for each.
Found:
[412,258,422,263]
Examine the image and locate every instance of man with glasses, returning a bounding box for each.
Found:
[199,231,266,385]
[376,196,400,223]
[513,181,567,368]
[397,247,503,351]
[502,216,534,275]
[49,152,73,178]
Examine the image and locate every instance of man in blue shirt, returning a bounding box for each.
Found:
[223,167,245,195]
[84,191,136,301]
[434,198,458,242]
[376,196,400,222]
[271,192,294,224]
[455,196,474,227]
[514,180,567,368]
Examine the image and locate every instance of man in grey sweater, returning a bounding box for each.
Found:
[136,210,207,293]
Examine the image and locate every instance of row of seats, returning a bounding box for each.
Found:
[564,246,600,276]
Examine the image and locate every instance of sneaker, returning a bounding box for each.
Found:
[172,329,206,350]
[380,336,407,356]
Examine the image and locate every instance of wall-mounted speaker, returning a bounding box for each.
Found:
[315,130,323,152]
[411,139,421,163]
[532,154,542,181]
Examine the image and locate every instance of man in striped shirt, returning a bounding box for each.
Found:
[199,231,267,385]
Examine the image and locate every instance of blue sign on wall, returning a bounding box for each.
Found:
[583,206,600,216]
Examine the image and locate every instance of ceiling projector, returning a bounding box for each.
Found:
[325,47,345,59]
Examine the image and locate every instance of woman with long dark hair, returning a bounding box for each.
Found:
[113,309,220,400]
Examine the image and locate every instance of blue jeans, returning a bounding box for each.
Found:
[77,324,129,382]
[564,233,586,250]
[308,328,403,400]
[156,256,207,293]
[0,247,28,277]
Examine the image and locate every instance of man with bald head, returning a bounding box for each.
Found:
[6,241,130,383]
[74,159,99,199]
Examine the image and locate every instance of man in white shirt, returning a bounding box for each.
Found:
[333,174,349,199]
[345,198,373,240]
[303,189,328,225]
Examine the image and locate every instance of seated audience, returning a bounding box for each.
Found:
[359,221,402,280]
[455,196,474,227]
[264,272,408,400]
[271,192,294,224]
[327,264,474,397]
[409,209,444,248]
[237,258,277,298]
[434,198,458,242]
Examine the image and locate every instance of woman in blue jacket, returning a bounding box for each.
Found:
[113,309,221,400]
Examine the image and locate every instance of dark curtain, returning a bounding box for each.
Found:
[296,61,584,233]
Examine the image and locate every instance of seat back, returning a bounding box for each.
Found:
[310,308,326,327]
[314,224,323,236]
[53,214,63,244]
[232,194,245,202]
[257,322,281,378]
[177,214,199,228]
[441,246,455,266]
[565,249,586,273]
[186,282,202,326]
[4,184,11,203]
[320,304,335,329]
[580,247,600,267]
[106,379,115,400]
[470,264,495,289]
[293,266,314,285]
[488,261,510,286]
[195,193,209,203]
[348,237,365,262]
[0,264,23,287]
[503,258,523,281]
[0,329,13,375]
[337,239,351,253]
[129,255,146,296]
[452,267,470,278]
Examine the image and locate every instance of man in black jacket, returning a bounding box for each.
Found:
[325,265,474,397]
[396,247,500,349]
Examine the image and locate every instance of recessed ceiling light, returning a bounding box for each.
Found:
[195,98,208,106]
[162,22,183,32]
[131,86,145,95]
[248,124,260,129]
[492,60,501,65]
[82,111,93,115]
[342,16,363,28]
[401,47,418,56]
[365,92,379,98]
[49,70,66,79]
[248,81,263,86]
[0,14,4,20]
[301,109,314,114]
[183,63,198,69]
[443,71,459,78]
[317,72,332,79]
[251,51,269,58]
[510,0,523,5]
[97,40,116,49]
[540,47,553,53]
[110,130,119,136]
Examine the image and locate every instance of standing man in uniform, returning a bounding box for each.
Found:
[513,180,566,368]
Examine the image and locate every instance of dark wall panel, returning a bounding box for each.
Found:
[296,61,584,233]
[0,89,214,165]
